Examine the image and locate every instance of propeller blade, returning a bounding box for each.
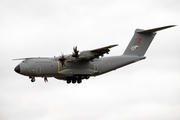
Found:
[72,46,79,58]
[59,54,66,67]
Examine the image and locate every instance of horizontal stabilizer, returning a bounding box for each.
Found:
[137,25,176,34]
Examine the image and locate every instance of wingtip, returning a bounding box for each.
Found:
[111,44,118,47]
[169,25,177,27]
[13,58,27,60]
[165,25,177,28]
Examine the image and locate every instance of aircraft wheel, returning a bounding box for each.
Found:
[31,78,35,82]
[67,79,71,84]
[77,79,82,84]
[72,79,76,84]
[85,76,90,79]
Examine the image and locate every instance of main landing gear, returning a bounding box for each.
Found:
[66,75,90,84]
[66,79,82,84]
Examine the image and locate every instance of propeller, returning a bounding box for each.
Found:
[59,54,66,67]
[72,46,79,58]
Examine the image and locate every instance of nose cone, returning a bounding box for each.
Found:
[14,65,20,73]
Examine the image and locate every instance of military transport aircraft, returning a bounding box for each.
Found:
[14,25,175,84]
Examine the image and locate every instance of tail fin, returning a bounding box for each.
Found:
[123,25,176,56]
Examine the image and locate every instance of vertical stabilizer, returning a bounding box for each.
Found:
[123,25,176,56]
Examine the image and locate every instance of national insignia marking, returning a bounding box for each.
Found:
[131,45,139,51]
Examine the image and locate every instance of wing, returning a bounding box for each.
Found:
[78,44,118,60]
[90,44,118,58]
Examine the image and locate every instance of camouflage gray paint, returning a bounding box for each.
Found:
[14,25,175,84]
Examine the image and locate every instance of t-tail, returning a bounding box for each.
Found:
[123,25,176,56]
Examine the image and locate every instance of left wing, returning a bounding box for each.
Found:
[78,44,118,60]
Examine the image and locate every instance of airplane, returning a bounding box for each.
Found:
[14,25,175,84]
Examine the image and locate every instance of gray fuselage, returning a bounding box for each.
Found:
[15,55,145,81]
[14,25,174,83]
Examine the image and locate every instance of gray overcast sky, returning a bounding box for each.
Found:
[0,0,180,120]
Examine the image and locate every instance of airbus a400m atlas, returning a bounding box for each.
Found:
[14,25,175,84]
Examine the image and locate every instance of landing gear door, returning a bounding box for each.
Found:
[94,64,98,71]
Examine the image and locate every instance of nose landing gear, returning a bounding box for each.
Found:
[29,76,35,82]
[29,76,48,83]
[44,77,48,83]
